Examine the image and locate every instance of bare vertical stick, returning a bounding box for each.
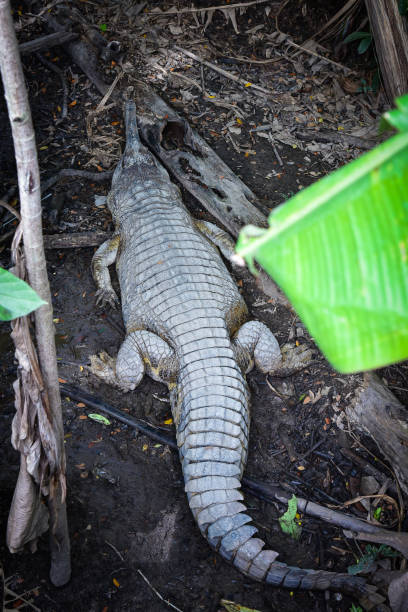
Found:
[365,0,408,102]
[0,0,70,586]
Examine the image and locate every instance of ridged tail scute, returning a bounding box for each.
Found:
[177,363,370,596]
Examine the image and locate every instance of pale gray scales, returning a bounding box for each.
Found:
[90,100,370,596]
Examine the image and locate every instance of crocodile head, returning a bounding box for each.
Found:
[108,100,175,215]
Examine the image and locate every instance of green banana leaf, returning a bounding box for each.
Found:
[0,266,46,321]
[236,95,408,373]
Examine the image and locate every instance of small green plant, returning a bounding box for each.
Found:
[373,506,382,521]
[0,266,45,321]
[279,495,302,540]
[344,31,372,55]
[348,544,399,575]
[350,605,363,612]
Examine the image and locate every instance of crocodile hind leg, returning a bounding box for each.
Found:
[232,321,313,375]
[232,320,282,374]
[90,330,177,392]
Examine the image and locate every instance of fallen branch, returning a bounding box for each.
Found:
[46,13,109,96]
[43,231,110,249]
[60,382,408,558]
[41,168,113,194]
[19,31,77,55]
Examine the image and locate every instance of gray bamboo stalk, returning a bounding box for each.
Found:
[0,0,70,586]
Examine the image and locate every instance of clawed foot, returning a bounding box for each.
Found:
[271,343,315,377]
[89,351,132,392]
[95,288,119,309]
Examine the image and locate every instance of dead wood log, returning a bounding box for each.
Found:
[364,0,408,103]
[346,373,408,497]
[133,82,266,236]
[46,12,109,96]
[43,231,110,249]
[19,31,78,55]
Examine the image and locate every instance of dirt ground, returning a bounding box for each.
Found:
[1,1,407,611]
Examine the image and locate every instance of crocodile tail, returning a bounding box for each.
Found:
[187,483,370,596]
[178,369,371,596]
[187,472,371,595]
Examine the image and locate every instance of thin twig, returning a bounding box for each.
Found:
[173,46,275,97]
[200,64,205,96]
[105,539,125,562]
[36,52,68,119]
[307,0,359,42]
[146,0,273,15]
[285,38,355,73]
[0,199,21,220]
[171,70,206,93]
[4,586,41,612]
[95,69,123,114]
[267,132,283,166]
[170,70,245,115]
[137,569,184,612]
[169,70,246,117]
[221,53,283,64]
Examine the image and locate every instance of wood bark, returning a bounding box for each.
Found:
[0,0,70,586]
[365,0,408,102]
[346,373,408,496]
[43,231,110,249]
[19,31,78,55]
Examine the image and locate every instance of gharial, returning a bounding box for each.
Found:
[90,99,370,595]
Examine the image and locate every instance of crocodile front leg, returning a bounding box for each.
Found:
[90,330,178,392]
[92,233,121,308]
[194,220,236,262]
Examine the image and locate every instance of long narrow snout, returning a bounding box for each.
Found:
[122,100,145,167]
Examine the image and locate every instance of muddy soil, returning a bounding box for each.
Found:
[1,2,406,611]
